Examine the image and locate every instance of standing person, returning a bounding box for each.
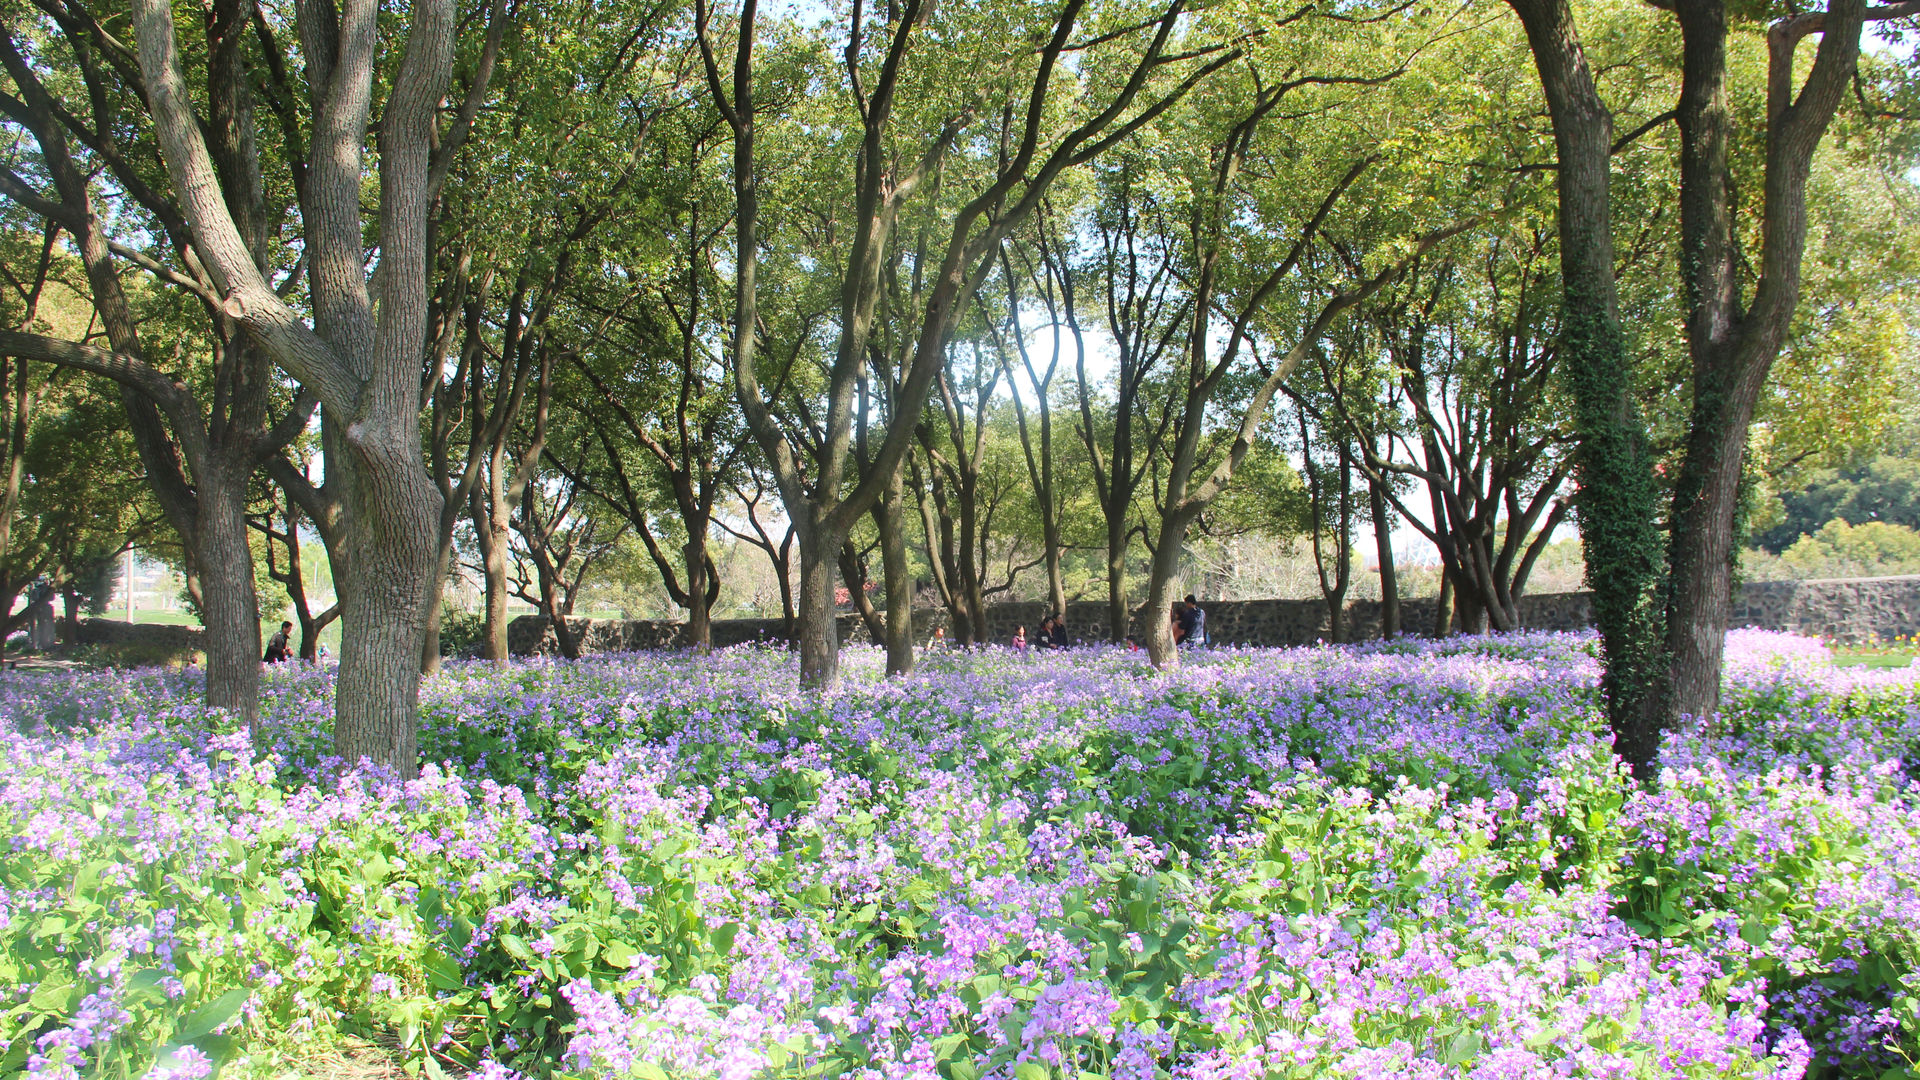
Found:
[263,620,293,664]
[1049,613,1069,649]
[1183,595,1208,648]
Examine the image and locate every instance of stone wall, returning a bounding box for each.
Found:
[58,618,205,653]
[507,575,1920,656]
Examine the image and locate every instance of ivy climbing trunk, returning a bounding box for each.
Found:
[1508,0,1671,777]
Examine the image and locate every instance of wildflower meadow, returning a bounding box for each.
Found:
[4,630,1918,1080]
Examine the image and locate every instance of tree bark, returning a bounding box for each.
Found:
[795,531,843,688]
[877,466,914,675]
[1507,0,1670,777]
[196,463,262,723]
[1368,449,1400,638]
[1665,0,1867,721]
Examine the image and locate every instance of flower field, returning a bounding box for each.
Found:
[3,631,1919,1080]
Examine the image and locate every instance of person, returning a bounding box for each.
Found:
[928,626,947,651]
[263,620,293,663]
[1049,613,1069,649]
[1035,615,1056,649]
[1011,626,1028,652]
[1183,595,1208,648]
[1171,602,1187,646]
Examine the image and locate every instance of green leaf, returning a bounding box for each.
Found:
[634,1063,671,1080]
[709,921,739,956]
[423,951,465,991]
[174,988,251,1042]
[1443,1031,1482,1065]
[1014,1064,1049,1080]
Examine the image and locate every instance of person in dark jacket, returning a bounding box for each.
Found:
[1048,614,1069,648]
[1182,595,1208,648]
[263,621,293,663]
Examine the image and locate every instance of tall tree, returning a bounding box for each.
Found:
[0,3,315,728]
[121,0,493,770]
[1505,0,1915,774]
[698,0,1232,687]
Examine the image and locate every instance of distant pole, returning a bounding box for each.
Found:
[125,546,134,622]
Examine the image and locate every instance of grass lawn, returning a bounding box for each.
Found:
[1833,649,1916,668]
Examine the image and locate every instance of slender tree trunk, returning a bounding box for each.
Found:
[420,539,451,673]
[1433,571,1454,638]
[840,540,886,643]
[1370,467,1400,638]
[1105,516,1130,643]
[470,479,511,665]
[878,470,914,675]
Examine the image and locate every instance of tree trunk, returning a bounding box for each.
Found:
[470,481,510,665]
[59,583,79,647]
[1141,527,1182,667]
[420,538,451,674]
[197,464,262,731]
[878,470,914,675]
[1105,516,1130,643]
[1370,468,1400,638]
[684,527,713,652]
[330,437,439,772]
[796,533,842,688]
[1433,571,1454,638]
[1509,0,1670,777]
[840,540,886,643]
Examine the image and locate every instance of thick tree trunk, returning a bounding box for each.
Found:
[1141,527,1182,667]
[796,534,842,688]
[684,529,713,652]
[1433,571,1454,638]
[197,465,262,731]
[59,584,80,647]
[331,441,438,772]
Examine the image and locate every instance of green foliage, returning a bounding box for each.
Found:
[1755,456,1920,556]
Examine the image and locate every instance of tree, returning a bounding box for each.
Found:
[698,0,1232,687]
[120,0,497,770]
[0,3,315,729]
[1505,0,1918,774]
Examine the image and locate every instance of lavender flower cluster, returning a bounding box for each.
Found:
[2,629,1916,1079]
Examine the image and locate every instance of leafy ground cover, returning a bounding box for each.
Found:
[3,630,1918,1080]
